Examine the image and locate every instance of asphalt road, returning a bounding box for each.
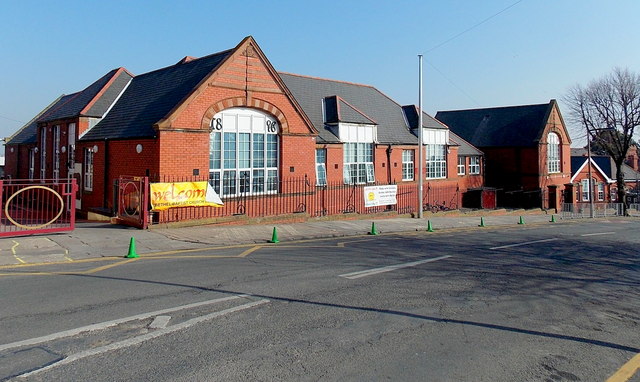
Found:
[1,219,639,381]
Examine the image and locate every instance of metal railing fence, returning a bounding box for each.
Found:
[561,202,624,219]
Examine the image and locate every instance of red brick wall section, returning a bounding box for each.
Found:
[280,135,316,181]
[158,131,208,178]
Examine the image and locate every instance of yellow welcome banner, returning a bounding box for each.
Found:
[150,181,224,211]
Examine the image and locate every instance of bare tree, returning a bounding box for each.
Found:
[565,68,640,209]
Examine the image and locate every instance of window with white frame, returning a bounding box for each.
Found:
[28,148,36,180]
[52,125,60,181]
[40,128,46,179]
[597,183,605,201]
[548,132,560,173]
[316,149,327,186]
[402,150,414,181]
[469,156,480,175]
[84,148,94,191]
[209,108,279,197]
[457,156,465,175]
[344,143,374,184]
[583,179,591,201]
[426,144,446,179]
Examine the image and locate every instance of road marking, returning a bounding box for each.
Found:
[11,240,26,264]
[339,255,452,280]
[490,238,558,250]
[0,294,253,352]
[238,246,262,258]
[83,258,139,274]
[607,352,640,382]
[19,299,269,378]
[149,315,171,329]
[581,232,615,237]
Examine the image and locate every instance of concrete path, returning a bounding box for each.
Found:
[0,210,567,266]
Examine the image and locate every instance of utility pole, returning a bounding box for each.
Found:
[586,129,594,218]
[417,55,424,219]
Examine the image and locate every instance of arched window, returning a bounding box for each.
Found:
[547,132,560,173]
[209,108,279,197]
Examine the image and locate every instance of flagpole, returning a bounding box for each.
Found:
[418,54,424,219]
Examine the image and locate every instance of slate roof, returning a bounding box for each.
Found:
[41,69,130,122]
[81,49,232,141]
[279,73,418,144]
[571,154,640,182]
[6,95,69,145]
[449,131,483,156]
[401,105,448,131]
[323,96,376,125]
[435,101,554,148]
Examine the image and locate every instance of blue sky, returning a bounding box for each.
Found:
[2,0,639,154]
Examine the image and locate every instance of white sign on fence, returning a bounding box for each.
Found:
[364,185,398,208]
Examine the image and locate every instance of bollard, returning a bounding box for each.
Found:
[479,217,486,227]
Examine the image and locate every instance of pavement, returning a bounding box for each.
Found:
[1,209,568,266]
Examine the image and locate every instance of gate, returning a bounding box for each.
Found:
[117,175,149,229]
[0,178,77,237]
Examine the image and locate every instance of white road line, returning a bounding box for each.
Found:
[19,299,269,378]
[581,232,615,237]
[0,294,250,352]
[149,315,171,329]
[490,238,559,250]
[339,255,452,280]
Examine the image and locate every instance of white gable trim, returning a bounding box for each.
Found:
[570,157,614,183]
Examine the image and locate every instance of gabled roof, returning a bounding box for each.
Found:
[571,154,640,183]
[324,96,376,125]
[435,100,557,147]
[6,95,68,145]
[81,49,232,140]
[279,73,417,144]
[40,68,132,122]
[449,131,483,156]
[570,155,614,183]
[401,105,448,130]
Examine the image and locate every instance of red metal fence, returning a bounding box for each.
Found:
[0,179,77,237]
[148,175,460,225]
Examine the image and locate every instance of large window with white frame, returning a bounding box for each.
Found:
[344,143,374,184]
[469,156,480,175]
[457,156,465,175]
[84,148,94,191]
[548,132,560,173]
[426,144,446,179]
[402,150,414,181]
[315,149,327,186]
[209,108,279,197]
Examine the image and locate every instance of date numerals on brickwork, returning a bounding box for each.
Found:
[266,120,277,133]
[211,118,223,131]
